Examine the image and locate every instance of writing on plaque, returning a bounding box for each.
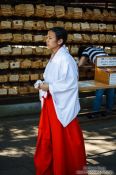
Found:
[97,56,116,67]
[109,73,116,85]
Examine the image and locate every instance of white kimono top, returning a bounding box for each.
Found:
[40,46,80,127]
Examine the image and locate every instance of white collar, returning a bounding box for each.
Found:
[50,45,68,62]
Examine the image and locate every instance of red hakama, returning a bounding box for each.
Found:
[34,93,87,175]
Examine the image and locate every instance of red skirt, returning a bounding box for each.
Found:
[34,93,87,175]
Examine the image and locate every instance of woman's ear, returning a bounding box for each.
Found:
[58,39,63,45]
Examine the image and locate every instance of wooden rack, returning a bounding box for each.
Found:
[0,2,116,97]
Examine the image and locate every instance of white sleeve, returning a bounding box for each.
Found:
[48,61,80,127]
[49,62,78,94]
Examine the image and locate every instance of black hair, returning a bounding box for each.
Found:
[77,46,87,58]
[49,27,67,46]
[77,45,94,59]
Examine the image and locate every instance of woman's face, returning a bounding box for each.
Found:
[46,30,60,51]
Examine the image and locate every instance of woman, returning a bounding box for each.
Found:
[34,27,87,175]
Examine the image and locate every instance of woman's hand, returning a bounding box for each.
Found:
[40,82,49,91]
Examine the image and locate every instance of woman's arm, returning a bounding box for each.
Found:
[78,56,87,67]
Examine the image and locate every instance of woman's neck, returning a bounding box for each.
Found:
[52,45,61,54]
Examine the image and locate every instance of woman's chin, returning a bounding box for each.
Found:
[47,46,52,50]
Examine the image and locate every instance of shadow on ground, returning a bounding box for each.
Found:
[0,114,116,175]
